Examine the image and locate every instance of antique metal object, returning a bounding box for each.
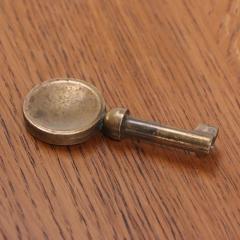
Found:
[23,79,106,145]
[23,78,218,154]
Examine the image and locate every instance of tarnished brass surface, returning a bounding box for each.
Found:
[103,108,129,140]
[23,79,106,145]
[103,108,219,154]
[23,79,218,153]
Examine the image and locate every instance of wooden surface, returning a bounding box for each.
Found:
[0,0,240,239]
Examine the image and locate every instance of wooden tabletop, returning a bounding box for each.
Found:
[0,1,240,239]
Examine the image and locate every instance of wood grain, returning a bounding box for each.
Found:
[0,0,240,239]
[198,0,240,77]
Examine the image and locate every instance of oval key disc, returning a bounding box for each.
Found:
[23,79,106,145]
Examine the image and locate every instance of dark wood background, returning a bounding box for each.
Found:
[0,0,240,239]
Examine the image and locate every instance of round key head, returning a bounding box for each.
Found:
[23,79,106,145]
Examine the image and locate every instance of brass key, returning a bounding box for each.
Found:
[23,78,218,154]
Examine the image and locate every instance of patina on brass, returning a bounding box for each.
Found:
[23,79,106,145]
[23,78,218,154]
[103,108,218,154]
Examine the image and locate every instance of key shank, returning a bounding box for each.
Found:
[103,108,218,154]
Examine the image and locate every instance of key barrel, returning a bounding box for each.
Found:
[103,108,218,154]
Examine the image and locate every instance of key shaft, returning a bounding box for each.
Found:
[103,108,218,154]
